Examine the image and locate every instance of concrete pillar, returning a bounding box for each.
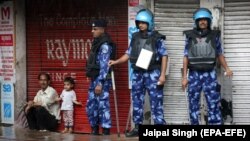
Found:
[14,0,27,127]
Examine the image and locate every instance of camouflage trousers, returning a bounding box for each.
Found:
[86,79,112,128]
[132,69,166,125]
[188,70,222,125]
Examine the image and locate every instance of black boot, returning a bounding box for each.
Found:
[91,126,99,135]
[125,124,139,137]
[102,128,110,135]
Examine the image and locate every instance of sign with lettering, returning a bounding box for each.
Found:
[129,0,139,7]
[0,1,15,83]
[1,82,14,124]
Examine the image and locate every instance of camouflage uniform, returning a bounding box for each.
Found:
[126,32,167,125]
[86,43,112,128]
[184,36,223,125]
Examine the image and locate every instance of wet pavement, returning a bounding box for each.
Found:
[0,126,138,141]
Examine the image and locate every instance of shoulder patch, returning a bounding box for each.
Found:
[101,44,109,54]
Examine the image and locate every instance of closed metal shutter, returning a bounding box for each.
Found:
[26,0,129,133]
[224,0,250,124]
[154,0,199,124]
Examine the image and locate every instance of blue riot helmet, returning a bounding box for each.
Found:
[193,8,213,29]
[135,9,154,31]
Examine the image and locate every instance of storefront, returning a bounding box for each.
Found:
[26,0,129,133]
[154,0,200,124]
[154,0,250,125]
[223,0,250,124]
[1,0,250,133]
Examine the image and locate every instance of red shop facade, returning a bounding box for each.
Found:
[26,0,130,133]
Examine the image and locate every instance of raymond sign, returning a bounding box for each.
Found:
[0,1,15,83]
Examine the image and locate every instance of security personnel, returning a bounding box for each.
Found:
[109,9,168,137]
[86,19,114,135]
[182,8,233,125]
